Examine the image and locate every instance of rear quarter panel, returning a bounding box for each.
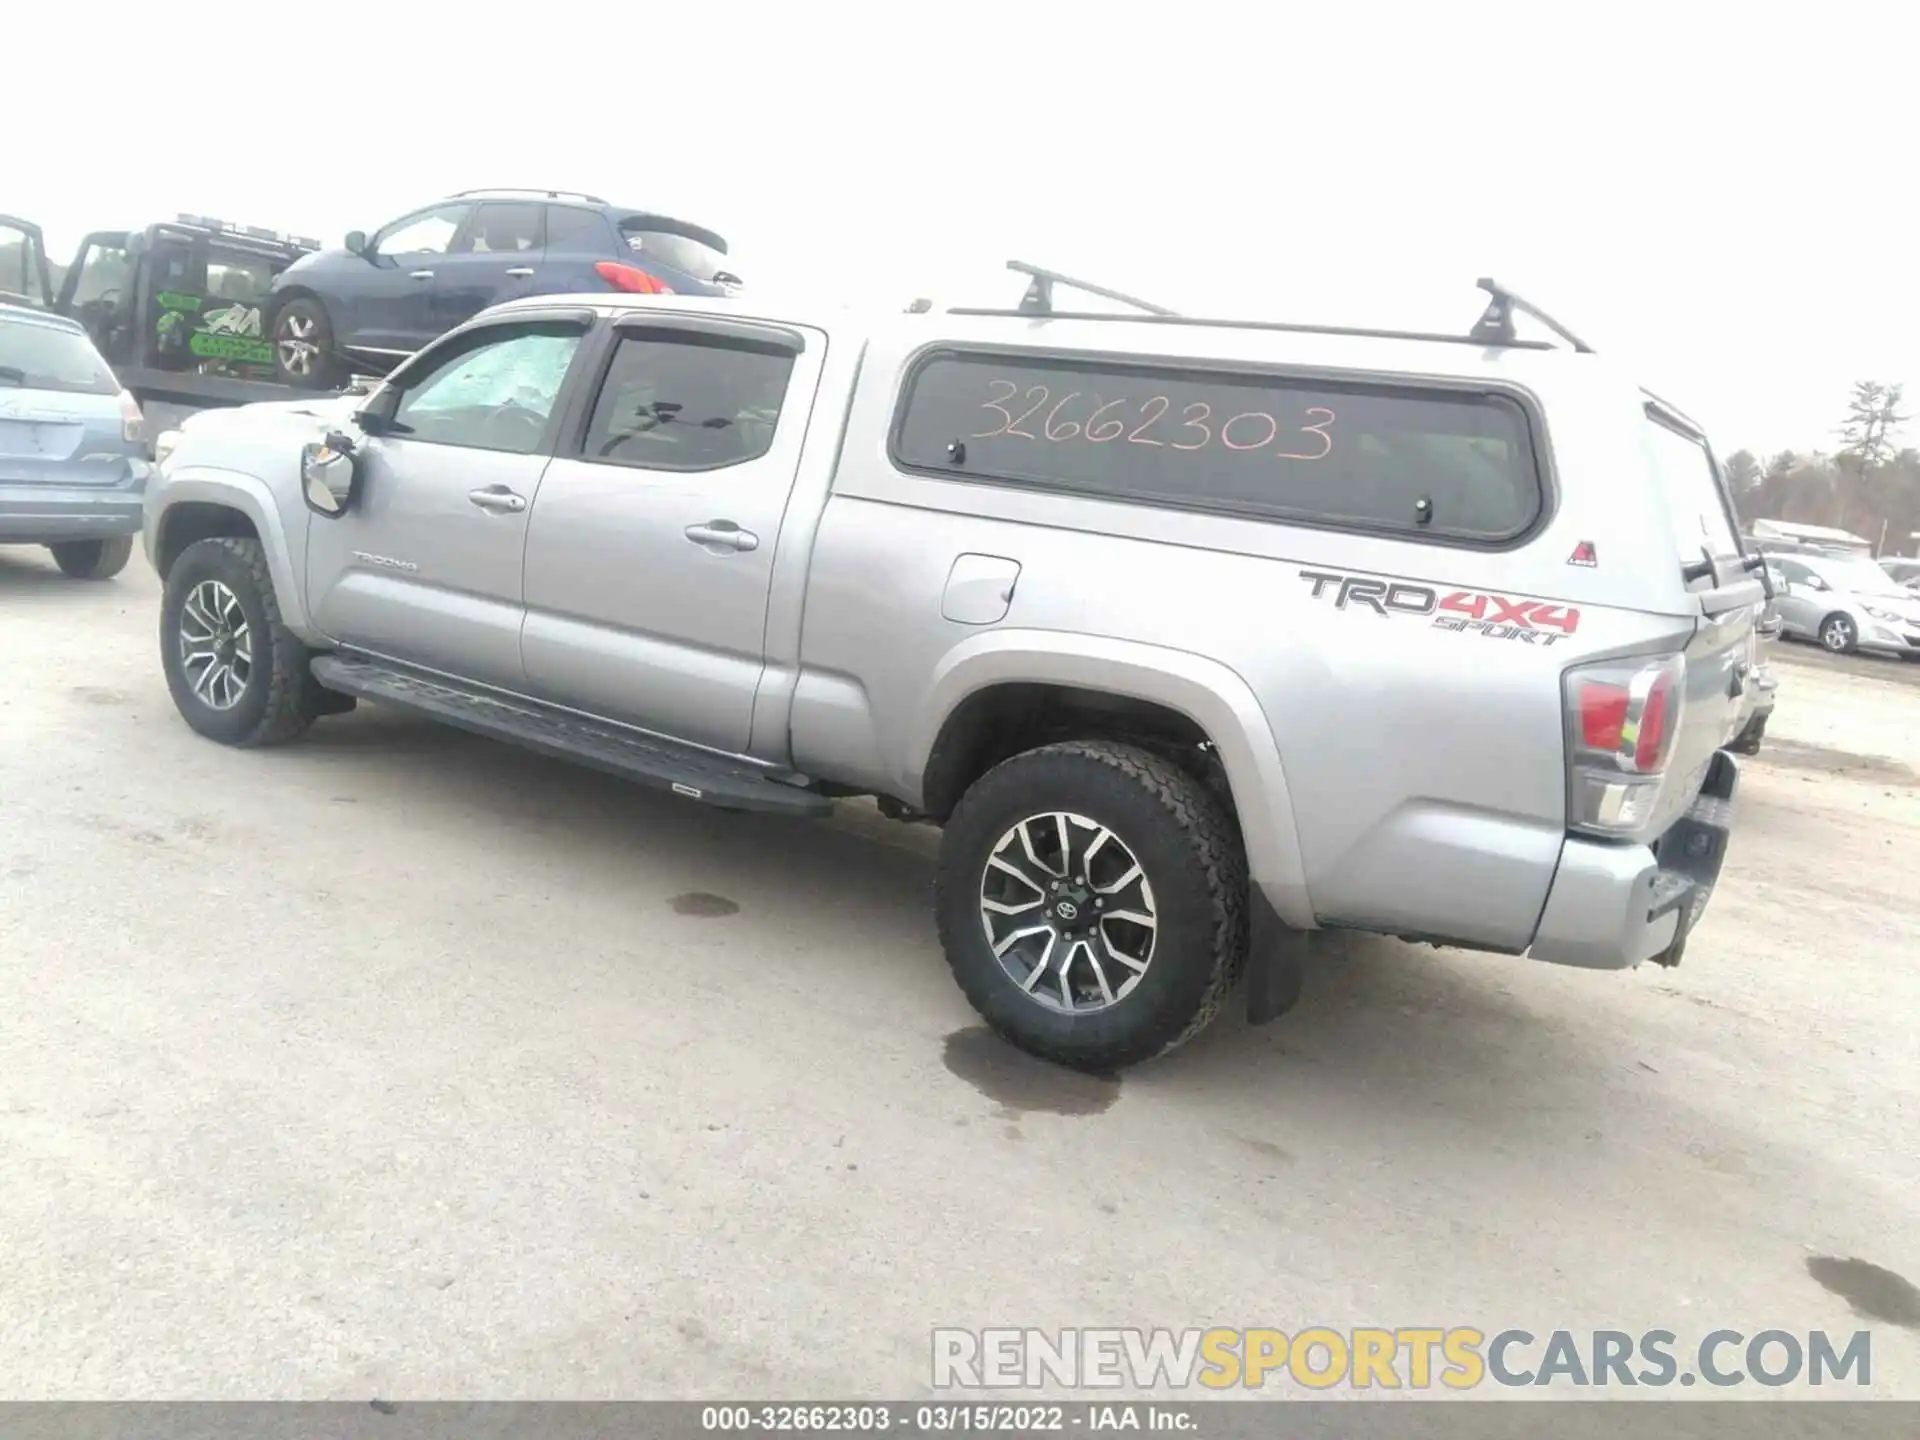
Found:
[792,317,1717,951]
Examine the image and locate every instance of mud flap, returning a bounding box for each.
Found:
[1649,750,1740,969]
[1245,885,1309,1024]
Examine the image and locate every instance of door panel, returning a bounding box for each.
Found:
[306,439,547,690]
[1769,561,1820,634]
[431,202,545,334]
[350,203,470,352]
[339,260,439,353]
[520,321,824,754]
[305,317,590,690]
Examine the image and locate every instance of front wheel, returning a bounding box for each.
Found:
[935,741,1248,1072]
[160,537,327,746]
[1819,613,1859,654]
[272,297,347,390]
[49,536,133,580]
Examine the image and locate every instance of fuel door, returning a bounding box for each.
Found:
[942,553,1021,625]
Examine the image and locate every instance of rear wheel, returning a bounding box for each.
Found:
[160,537,327,746]
[48,536,133,580]
[1819,612,1858,654]
[272,296,347,390]
[934,741,1248,1072]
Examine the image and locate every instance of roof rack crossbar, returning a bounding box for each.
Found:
[1007,259,1177,318]
[1470,277,1594,353]
[451,187,609,205]
[171,215,320,252]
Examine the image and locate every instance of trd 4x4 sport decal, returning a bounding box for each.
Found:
[1299,568,1580,645]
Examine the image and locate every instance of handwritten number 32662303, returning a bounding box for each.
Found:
[971,381,1335,460]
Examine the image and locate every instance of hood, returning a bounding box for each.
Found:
[182,392,365,433]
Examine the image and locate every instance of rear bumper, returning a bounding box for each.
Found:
[0,472,148,543]
[1529,750,1739,971]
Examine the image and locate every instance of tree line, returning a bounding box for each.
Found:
[1723,382,1916,556]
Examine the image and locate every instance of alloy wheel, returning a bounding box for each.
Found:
[977,811,1158,1014]
[178,579,254,711]
[276,313,318,377]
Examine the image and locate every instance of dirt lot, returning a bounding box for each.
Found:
[1,549,1917,1399]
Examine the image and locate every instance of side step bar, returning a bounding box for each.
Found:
[310,653,834,818]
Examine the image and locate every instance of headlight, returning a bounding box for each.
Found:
[153,429,184,468]
[1863,606,1905,623]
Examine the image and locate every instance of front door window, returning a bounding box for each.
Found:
[389,323,585,454]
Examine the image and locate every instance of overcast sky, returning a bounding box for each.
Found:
[11,2,1913,456]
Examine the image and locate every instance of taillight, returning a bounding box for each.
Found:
[1564,654,1685,836]
[119,389,145,445]
[594,261,674,295]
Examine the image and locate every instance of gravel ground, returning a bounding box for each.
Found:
[1,548,1916,1399]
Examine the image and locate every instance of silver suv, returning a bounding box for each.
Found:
[142,266,1765,1071]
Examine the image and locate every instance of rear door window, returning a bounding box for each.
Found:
[1641,414,1742,562]
[892,351,1543,542]
[580,330,794,473]
[458,203,543,254]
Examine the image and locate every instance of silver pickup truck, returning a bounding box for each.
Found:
[143,267,1766,1070]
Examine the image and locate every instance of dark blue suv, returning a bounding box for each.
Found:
[267,189,740,389]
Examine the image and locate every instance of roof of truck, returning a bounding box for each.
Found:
[484,286,1666,417]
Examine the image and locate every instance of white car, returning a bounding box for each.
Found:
[1768,552,1920,658]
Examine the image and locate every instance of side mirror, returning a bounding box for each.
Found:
[344,230,368,256]
[301,432,359,517]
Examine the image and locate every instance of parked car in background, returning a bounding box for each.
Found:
[1768,552,1920,658]
[267,189,741,390]
[0,301,148,578]
[1879,555,1920,592]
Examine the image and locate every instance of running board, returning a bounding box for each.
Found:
[310,653,834,818]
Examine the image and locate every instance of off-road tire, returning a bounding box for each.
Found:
[272,296,348,391]
[49,536,133,580]
[160,537,326,747]
[935,740,1248,1072]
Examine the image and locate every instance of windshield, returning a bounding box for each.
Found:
[0,315,119,394]
[1813,557,1913,597]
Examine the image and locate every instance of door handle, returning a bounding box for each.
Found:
[409,269,435,280]
[468,486,527,514]
[505,266,535,278]
[683,520,758,553]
